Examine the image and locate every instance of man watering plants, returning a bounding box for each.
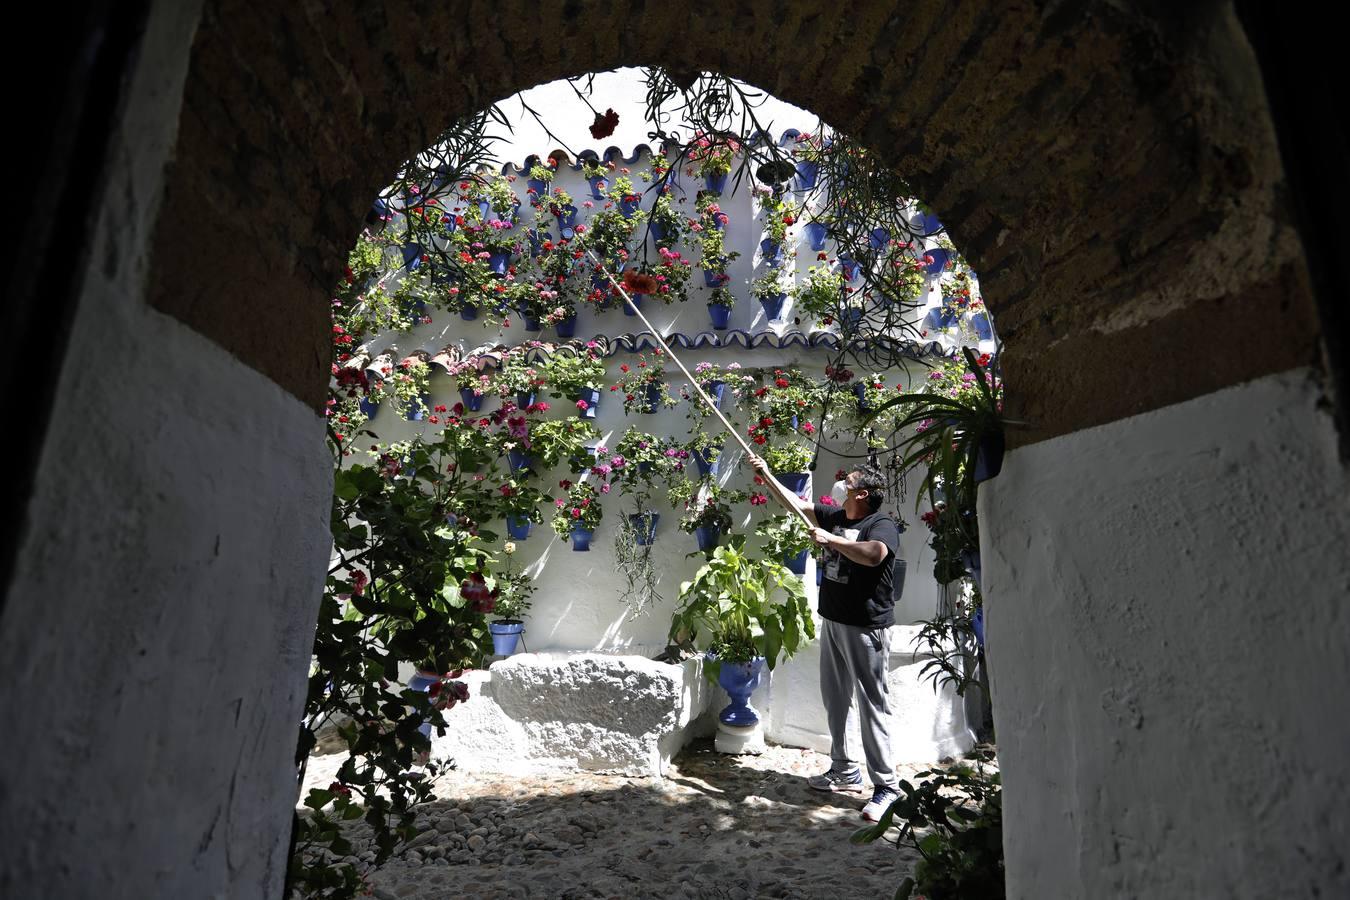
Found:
[748,455,902,822]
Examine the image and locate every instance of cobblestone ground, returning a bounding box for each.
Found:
[300,738,922,899]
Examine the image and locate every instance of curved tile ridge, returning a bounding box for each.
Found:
[494,128,820,177]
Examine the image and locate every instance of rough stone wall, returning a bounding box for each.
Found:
[150,0,1321,444]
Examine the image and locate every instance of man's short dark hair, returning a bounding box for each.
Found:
[852,464,886,512]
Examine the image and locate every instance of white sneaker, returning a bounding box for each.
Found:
[806,768,866,793]
[860,786,900,822]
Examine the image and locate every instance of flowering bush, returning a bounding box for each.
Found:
[646,189,688,248]
[758,192,797,245]
[551,480,603,539]
[746,368,821,441]
[523,418,599,471]
[495,345,548,397]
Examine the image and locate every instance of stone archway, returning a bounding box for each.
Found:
[149,0,1320,441]
[3,2,1345,899]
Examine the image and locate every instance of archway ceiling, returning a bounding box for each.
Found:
[148,0,1320,446]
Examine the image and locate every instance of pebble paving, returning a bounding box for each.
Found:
[300,738,923,899]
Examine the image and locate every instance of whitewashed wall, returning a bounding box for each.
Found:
[0,2,333,898]
[982,367,1350,899]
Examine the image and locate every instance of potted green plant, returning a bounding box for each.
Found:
[671,478,746,552]
[751,270,788,321]
[611,351,674,414]
[755,513,815,576]
[540,347,608,418]
[646,188,688,247]
[487,542,534,655]
[790,264,846,323]
[551,480,604,550]
[668,536,815,726]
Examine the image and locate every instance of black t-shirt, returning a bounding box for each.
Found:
[815,503,901,628]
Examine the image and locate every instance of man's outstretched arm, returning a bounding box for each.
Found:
[746,453,818,526]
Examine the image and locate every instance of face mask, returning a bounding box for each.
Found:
[831,479,849,504]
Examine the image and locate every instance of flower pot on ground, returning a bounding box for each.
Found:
[488,620,526,656]
[569,526,594,551]
[715,656,766,726]
[506,516,532,540]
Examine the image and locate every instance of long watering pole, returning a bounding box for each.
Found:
[584,250,815,530]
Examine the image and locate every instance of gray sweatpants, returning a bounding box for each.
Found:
[819,618,897,789]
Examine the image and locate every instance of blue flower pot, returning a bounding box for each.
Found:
[869,227,891,250]
[459,388,484,412]
[488,251,510,276]
[774,471,810,499]
[704,172,728,194]
[556,204,579,237]
[716,657,765,726]
[840,307,863,331]
[623,294,643,316]
[488,621,525,656]
[924,248,951,275]
[527,178,548,198]
[407,671,437,740]
[586,175,607,200]
[784,549,809,575]
[710,212,727,231]
[506,516,532,540]
[476,199,491,220]
[640,382,662,413]
[555,314,578,339]
[649,221,667,243]
[704,380,726,409]
[852,381,872,411]
[692,446,721,477]
[924,308,957,331]
[708,302,732,330]
[816,567,823,586]
[960,549,982,589]
[629,513,660,545]
[760,238,784,265]
[695,525,721,551]
[516,391,536,409]
[369,198,391,222]
[759,292,787,321]
[619,197,641,218]
[839,257,861,282]
[804,222,828,251]
[971,608,985,648]
[795,160,819,191]
[914,211,942,235]
[523,316,541,333]
[973,431,1005,484]
[570,526,594,551]
[577,386,601,419]
[459,306,479,321]
[507,449,535,472]
[703,267,728,289]
[971,311,993,340]
[401,243,423,270]
[404,393,431,421]
[359,397,380,419]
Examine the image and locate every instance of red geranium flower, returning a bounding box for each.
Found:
[589,108,620,140]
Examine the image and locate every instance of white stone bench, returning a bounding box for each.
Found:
[430,652,713,778]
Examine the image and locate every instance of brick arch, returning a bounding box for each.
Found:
[149,0,1319,443]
